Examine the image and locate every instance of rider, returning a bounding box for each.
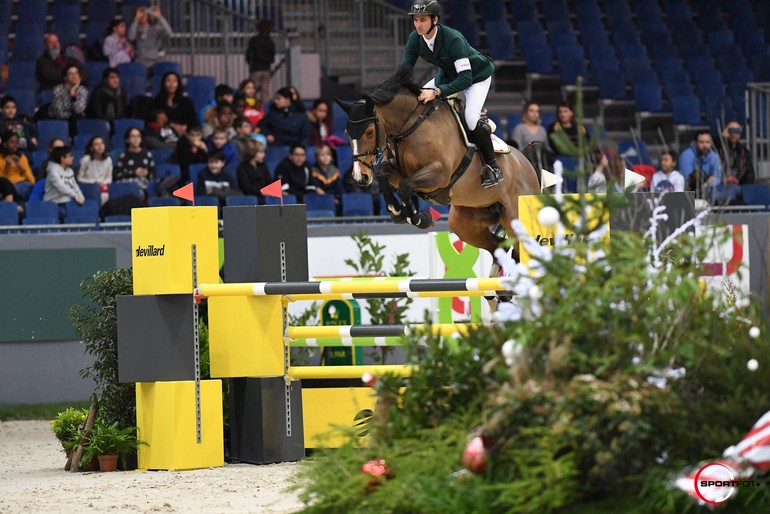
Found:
[401,0,502,188]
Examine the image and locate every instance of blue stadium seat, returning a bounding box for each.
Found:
[52,21,80,48]
[598,70,627,100]
[151,148,173,165]
[87,0,116,23]
[7,62,38,91]
[114,118,145,138]
[37,120,70,150]
[478,0,505,20]
[588,46,620,74]
[76,119,111,139]
[341,193,374,216]
[103,215,131,223]
[148,197,181,207]
[109,182,143,200]
[671,96,703,125]
[305,193,336,217]
[741,184,770,208]
[157,164,182,179]
[264,194,297,205]
[618,140,653,166]
[0,202,19,225]
[77,182,102,204]
[516,20,547,49]
[26,200,59,221]
[85,62,110,88]
[188,163,207,186]
[523,44,554,74]
[17,0,48,24]
[225,195,259,207]
[335,145,353,170]
[122,76,148,100]
[665,1,693,22]
[557,46,588,85]
[633,84,664,112]
[485,21,515,61]
[64,200,100,224]
[194,196,219,207]
[542,0,569,22]
[117,62,147,81]
[186,75,216,111]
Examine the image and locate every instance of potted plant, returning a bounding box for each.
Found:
[50,407,88,457]
[81,421,145,472]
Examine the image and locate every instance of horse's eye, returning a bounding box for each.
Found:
[365,128,375,138]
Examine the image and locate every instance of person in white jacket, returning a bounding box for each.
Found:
[43,146,84,219]
[103,19,135,67]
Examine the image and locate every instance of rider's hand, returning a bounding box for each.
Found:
[418,88,440,104]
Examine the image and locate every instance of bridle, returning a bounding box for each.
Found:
[349,97,442,175]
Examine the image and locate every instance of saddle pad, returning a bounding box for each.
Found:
[492,134,510,154]
[447,98,510,154]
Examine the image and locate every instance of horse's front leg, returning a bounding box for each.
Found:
[373,162,407,223]
[398,163,445,229]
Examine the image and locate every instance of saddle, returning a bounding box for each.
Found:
[447,96,511,154]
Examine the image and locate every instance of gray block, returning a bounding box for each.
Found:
[611,192,695,241]
[223,205,309,283]
[229,377,305,464]
[117,294,195,383]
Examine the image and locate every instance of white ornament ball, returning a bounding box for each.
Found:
[537,206,560,227]
[749,326,761,339]
[747,359,759,372]
[502,339,522,361]
[528,285,543,300]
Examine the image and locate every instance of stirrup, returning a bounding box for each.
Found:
[481,164,504,188]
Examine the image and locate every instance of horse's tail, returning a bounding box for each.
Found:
[520,141,555,187]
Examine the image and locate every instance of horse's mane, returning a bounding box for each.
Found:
[366,67,423,105]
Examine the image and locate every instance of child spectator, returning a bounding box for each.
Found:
[77,136,113,204]
[43,146,84,218]
[36,34,86,90]
[236,79,266,128]
[151,72,197,135]
[588,152,626,193]
[205,127,237,167]
[236,138,271,198]
[113,127,156,194]
[258,87,311,147]
[0,130,35,185]
[37,138,66,181]
[128,5,173,68]
[274,144,315,202]
[144,108,179,150]
[87,67,128,123]
[173,124,209,182]
[651,151,685,192]
[311,145,343,202]
[231,116,253,161]
[48,65,88,134]
[196,150,240,203]
[0,96,37,151]
[102,19,135,67]
[202,101,236,139]
[198,84,234,124]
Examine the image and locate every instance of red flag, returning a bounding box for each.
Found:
[173,182,195,204]
[261,179,284,206]
[429,207,442,222]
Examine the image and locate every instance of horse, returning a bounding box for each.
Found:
[334,68,541,262]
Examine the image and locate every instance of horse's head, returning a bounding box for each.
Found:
[334,97,381,187]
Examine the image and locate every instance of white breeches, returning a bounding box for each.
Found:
[424,76,491,128]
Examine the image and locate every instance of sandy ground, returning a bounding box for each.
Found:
[0,420,306,514]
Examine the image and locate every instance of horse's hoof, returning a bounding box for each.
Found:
[390,212,408,224]
[411,210,434,230]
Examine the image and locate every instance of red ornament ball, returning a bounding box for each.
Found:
[462,436,487,473]
[361,459,390,486]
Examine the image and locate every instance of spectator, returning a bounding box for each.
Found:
[86,67,129,123]
[307,99,344,149]
[37,138,66,181]
[512,101,549,150]
[231,115,253,161]
[113,127,156,194]
[202,101,235,139]
[236,138,271,198]
[651,150,685,192]
[128,5,173,68]
[288,86,306,113]
[196,150,239,203]
[36,34,87,91]
[679,130,722,192]
[258,87,311,147]
[547,101,598,157]
[173,124,208,182]
[311,144,344,202]
[0,130,35,185]
[198,84,233,125]
[77,136,113,204]
[0,176,23,217]
[43,146,84,217]
[236,79,266,128]
[144,108,179,150]
[1,96,37,151]
[588,152,625,193]
[103,19,135,68]
[245,19,276,104]
[151,71,197,135]
[719,121,755,185]
[204,127,237,167]
[48,65,88,133]
[274,144,315,202]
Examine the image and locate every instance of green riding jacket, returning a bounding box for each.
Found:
[401,24,494,97]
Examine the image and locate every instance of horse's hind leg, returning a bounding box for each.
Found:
[448,205,503,258]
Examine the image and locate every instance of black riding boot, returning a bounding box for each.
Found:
[472,123,504,188]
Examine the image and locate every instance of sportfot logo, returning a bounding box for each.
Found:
[135,244,166,257]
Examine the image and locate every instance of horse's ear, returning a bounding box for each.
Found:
[364,96,375,114]
[333,98,351,114]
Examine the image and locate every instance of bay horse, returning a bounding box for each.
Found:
[334,68,541,261]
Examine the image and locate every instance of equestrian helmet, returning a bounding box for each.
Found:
[408,0,441,17]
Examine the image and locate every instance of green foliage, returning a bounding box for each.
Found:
[80,420,146,468]
[50,407,88,451]
[290,302,320,366]
[344,231,415,363]
[298,193,770,512]
[69,268,135,429]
